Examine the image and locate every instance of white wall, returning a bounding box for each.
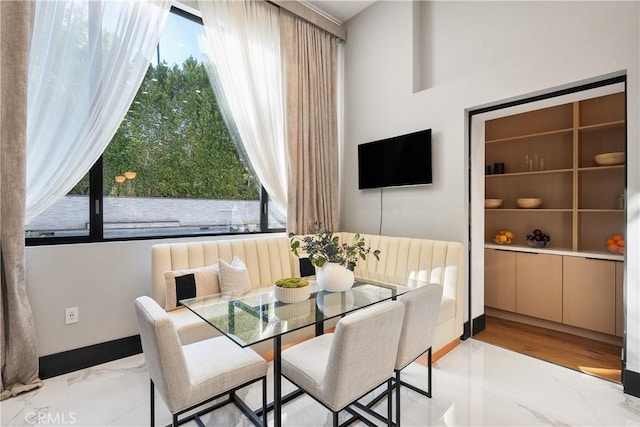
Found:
[26,233,283,356]
[340,1,639,374]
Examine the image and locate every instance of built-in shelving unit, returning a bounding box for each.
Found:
[484,92,625,258]
[483,90,626,340]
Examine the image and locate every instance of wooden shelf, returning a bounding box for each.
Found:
[578,165,624,173]
[578,209,624,213]
[486,169,572,178]
[486,128,573,145]
[486,208,572,212]
[578,120,625,132]
[484,243,623,261]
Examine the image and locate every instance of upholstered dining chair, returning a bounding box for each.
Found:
[134,296,268,427]
[383,284,443,426]
[281,300,405,427]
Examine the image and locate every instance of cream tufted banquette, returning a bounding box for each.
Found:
[151,233,464,354]
[334,232,464,353]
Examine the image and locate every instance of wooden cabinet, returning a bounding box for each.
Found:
[484,251,623,336]
[616,261,623,337]
[485,92,625,255]
[484,249,516,311]
[562,257,616,335]
[515,253,563,322]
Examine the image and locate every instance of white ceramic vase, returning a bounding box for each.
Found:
[316,262,355,292]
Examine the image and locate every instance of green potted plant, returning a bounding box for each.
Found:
[289,222,380,292]
[274,277,310,303]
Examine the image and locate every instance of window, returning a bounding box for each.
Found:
[26,7,285,243]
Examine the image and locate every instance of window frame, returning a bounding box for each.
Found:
[26,6,284,247]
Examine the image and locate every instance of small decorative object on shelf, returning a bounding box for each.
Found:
[485,198,503,209]
[494,230,513,245]
[526,229,550,248]
[516,197,542,209]
[274,277,310,303]
[493,162,505,174]
[594,152,625,166]
[524,154,544,171]
[606,234,624,254]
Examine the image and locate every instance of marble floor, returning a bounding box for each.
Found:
[2,339,639,426]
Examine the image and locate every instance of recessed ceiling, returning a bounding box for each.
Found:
[303,1,376,24]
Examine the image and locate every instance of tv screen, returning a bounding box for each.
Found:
[358,129,432,189]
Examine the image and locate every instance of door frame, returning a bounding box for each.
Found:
[466,75,627,356]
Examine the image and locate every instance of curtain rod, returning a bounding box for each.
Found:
[268,0,346,41]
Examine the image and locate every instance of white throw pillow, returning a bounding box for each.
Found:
[218,256,252,295]
[164,264,220,311]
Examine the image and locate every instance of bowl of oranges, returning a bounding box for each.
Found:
[606,234,624,254]
[494,230,514,245]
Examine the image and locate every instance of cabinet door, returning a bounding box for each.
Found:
[484,249,516,312]
[516,253,562,322]
[616,261,624,337]
[563,257,615,335]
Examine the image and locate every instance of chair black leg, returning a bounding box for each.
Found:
[395,370,401,427]
[387,379,393,427]
[262,377,268,427]
[397,347,433,399]
[427,347,432,397]
[172,414,178,427]
[333,411,339,427]
[150,380,155,427]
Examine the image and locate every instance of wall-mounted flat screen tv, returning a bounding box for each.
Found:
[358,128,432,189]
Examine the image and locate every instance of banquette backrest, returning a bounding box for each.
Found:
[336,232,464,339]
[151,236,299,309]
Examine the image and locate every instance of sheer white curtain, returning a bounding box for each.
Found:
[26,0,171,223]
[198,0,287,217]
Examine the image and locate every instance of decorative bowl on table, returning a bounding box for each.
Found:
[526,229,550,248]
[485,198,503,209]
[594,152,625,166]
[516,198,542,209]
[273,277,311,303]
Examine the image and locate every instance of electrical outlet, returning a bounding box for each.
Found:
[65,307,78,324]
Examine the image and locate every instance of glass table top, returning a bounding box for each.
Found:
[180,277,413,348]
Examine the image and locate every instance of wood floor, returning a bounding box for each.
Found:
[474,316,622,383]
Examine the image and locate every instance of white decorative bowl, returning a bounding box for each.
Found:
[516,198,542,209]
[594,152,624,166]
[485,198,503,209]
[273,285,311,303]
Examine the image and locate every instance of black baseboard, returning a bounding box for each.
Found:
[623,369,640,398]
[39,335,142,379]
[462,320,471,340]
[472,314,486,336]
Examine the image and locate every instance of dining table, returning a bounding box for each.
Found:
[180,275,414,427]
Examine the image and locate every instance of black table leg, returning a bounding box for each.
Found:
[274,335,282,427]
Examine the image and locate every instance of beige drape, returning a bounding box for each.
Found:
[281,11,339,235]
[1,0,42,400]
